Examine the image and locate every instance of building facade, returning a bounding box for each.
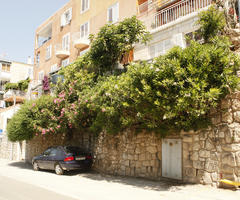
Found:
[33,0,137,96]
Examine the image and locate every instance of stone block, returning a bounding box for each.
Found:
[183,136,192,143]
[221,99,231,109]
[124,160,130,167]
[199,150,210,158]
[234,111,240,122]
[193,143,201,151]
[157,152,161,160]
[205,139,215,151]
[139,153,146,161]
[211,114,221,125]
[222,111,233,124]
[193,135,199,142]
[220,164,234,174]
[185,168,196,177]
[183,160,193,168]
[191,151,199,161]
[193,161,205,170]
[202,172,212,185]
[232,99,240,111]
[222,144,240,152]
[135,147,141,154]
[205,160,217,173]
[211,172,218,182]
[142,161,150,167]
[221,152,236,167]
[146,146,157,154]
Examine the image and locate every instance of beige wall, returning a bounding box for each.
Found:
[34,0,137,81]
[10,62,33,83]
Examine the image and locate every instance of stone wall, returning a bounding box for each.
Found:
[3,93,240,187]
[93,130,162,179]
[0,134,26,161]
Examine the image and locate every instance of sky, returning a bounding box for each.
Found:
[0,0,69,63]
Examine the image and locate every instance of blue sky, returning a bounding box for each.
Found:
[0,0,69,63]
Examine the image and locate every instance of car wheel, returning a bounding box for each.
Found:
[55,164,64,175]
[33,162,40,171]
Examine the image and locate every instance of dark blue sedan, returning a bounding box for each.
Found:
[32,146,93,175]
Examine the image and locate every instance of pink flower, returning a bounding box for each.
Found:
[57,125,61,129]
[42,129,46,135]
[102,108,106,112]
[85,100,88,103]
[50,128,53,132]
[54,99,58,104]
[32,103,36,107]
[41,109,44,113]
[74,112,77,115]
[70,87,73,91]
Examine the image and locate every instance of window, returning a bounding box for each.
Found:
[45,45,52,60]
[61,8,72,27]
[38,71,44,81]
[80,22,89,38]
[43,148,51,156]
[108,2,119,23]
[36,53,40,66]
[62,58,69,67]
[1,64,11,72]
[81,0,89,13]
[62,33,70,51]
[50,64,58,72]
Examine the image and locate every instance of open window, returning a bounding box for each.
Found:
[61,8,72,27]
[108,2,119,23]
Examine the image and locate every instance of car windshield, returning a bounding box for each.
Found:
[64,146,86,155]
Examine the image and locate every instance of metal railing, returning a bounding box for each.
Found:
[4,89,26,99]
[153,0,212,28]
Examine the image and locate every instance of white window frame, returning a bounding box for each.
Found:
[61,7,72,27]
[36,53,40,66]
[80,21,89,39]
[81,0,90,13]
[50,64,58,72]
[45,45,52,60]
[107,2,119,23]
[38,71,44,81]
[61,58,69,67]
[62,33,70,51]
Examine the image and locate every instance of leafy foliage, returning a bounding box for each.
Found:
[7,11,240,141]
[197,6,226,42]
[5,79,30,91]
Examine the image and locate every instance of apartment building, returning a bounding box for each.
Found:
[33,0,137,94]
[0,59,33,108]
[134,0,213,61]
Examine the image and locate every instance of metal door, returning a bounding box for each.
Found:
[162,139,182,180]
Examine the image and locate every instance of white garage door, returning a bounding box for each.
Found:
[162,138,182,180]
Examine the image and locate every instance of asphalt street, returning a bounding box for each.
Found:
[0,175,78,200]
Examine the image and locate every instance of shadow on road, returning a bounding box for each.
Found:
[8,161,189,192]
[79,171,186,192]
[8,161,32,170]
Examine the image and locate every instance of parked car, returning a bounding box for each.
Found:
[32,146,93,175]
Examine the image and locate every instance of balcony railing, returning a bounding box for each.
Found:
[72,32,90,50]
[154,0,212,28]
[139,0,212,30]
[55,44,70,59]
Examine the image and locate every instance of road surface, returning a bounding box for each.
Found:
[0,159,239,200]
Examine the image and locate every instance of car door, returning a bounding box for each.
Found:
[39,148,52,169]
[46,148,59,170]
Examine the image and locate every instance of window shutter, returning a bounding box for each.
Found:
[108,8,113,22]
[68,8,72,22]
[114,3,119,22]
[61,14,66,27]
[81,25,84,38]
[86,0,89,10]
[82,0,85,11]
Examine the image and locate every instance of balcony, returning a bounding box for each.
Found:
[72,32,90,50]
[37,23,52,48]
[4,89,26,103]
[138,0,212,30]
[55,44,70,59]
[0,71,10,81]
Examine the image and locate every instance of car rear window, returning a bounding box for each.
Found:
[64,146,86,155]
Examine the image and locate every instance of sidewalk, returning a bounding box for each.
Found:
[0,159,239,200]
